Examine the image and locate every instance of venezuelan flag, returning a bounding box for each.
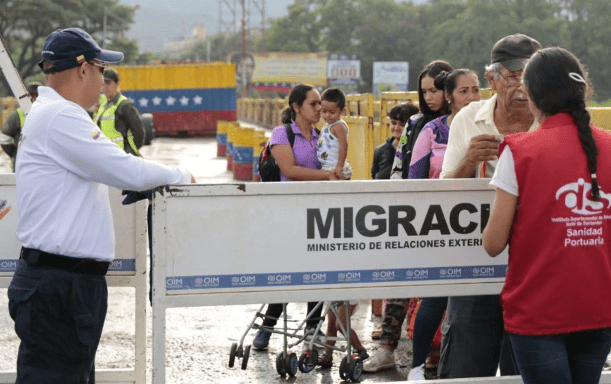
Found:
[116,63,236,136]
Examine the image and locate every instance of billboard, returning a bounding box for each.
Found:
[249,52,328,93]
[327,54,360,94]
[373,61,409,97]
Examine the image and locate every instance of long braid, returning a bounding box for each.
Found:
[571,101,600,199]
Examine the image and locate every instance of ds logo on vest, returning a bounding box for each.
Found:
[556,178,611,215]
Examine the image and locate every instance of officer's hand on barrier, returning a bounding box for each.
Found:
[191,174,197,183]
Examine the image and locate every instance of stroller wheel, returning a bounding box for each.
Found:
[298,349,318,373]
[339,356,349,380]
[286,352,298,377]
[276,352,287,376]
[241,345,251,370]
[348,357,363,381]
[228,343,238,368]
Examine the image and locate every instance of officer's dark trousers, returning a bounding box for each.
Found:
[8,259,108,384]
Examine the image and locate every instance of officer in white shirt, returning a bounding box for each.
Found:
[8,28,194,384]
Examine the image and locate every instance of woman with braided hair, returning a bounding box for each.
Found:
[483,47,611,384]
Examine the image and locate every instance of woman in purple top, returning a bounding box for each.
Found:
[270,84,339,181]
[408,69,481,180]
[405,69,481,380]
[253,84,337,351]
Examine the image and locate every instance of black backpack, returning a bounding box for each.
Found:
[259,124,295,182]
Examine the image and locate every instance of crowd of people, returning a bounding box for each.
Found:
[251,33,611,384]
[2,26,611,384]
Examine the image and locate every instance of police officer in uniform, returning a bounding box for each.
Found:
[93,68,144,156]
[0,82,41,171]
[8,27,194,384]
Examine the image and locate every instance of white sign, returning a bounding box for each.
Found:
[327,54,360,85]
[154,179,507,297]
[373,61,409,97]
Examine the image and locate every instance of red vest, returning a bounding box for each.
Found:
[501,113,611,336]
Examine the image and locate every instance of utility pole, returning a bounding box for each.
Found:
[103,7,128,49]
[241,0,247,97]
[218,0,238,35]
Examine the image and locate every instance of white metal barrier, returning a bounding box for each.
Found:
[150,179,611,384]
[0,173,147,384]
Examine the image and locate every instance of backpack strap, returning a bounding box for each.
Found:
[283,123,319,147]
[284,123,296,148]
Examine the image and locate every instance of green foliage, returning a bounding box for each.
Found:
[255,0,611,100]
[0,0,147,96]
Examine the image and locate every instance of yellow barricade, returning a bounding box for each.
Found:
[588,107,611,131]
[216,121,228,156]
[233,126,255,180]
[226,122,240,171]
[236,100,245,120]
[378,91,419,148]
[234,93,611,182]
[345,116,373,180]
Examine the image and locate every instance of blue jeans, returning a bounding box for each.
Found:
[412,296,447,367]
[510,330,611,384]
[438,295,518,378]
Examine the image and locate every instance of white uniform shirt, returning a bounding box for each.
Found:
[440,95,538,179]
[16,86,191,261]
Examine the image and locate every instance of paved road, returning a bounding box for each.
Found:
[0,136,426,383]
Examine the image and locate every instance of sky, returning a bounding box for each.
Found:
[123,0,296,52]
[124,0,428,53]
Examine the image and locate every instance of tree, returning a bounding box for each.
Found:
[425,0,563,81]
[263,1,323,52]
[555,0,611,100]
[0,0,143,97]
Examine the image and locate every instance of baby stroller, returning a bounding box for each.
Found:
[228,301,364,381]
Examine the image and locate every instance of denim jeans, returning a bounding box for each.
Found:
[510,330,611,384]
[412,296,447,367]
[438,295,518,378]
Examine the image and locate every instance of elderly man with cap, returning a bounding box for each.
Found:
[7,28,194,384]
[93,68,144,156]
[0,82,41,171]
[436,33,542,379]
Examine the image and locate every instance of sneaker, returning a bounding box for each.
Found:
[253,330,271,350]
[604,352,611,370]
[407,363,425,381]
[363,348,395,372]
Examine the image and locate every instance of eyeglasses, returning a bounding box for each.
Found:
[87,61,105,75]
[498,71,523,87]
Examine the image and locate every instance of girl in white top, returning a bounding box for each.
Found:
[316,88,352,179]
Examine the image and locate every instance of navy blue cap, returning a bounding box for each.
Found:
[38,28,124,74]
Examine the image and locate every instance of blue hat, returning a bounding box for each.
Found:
[38,28,124,74]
